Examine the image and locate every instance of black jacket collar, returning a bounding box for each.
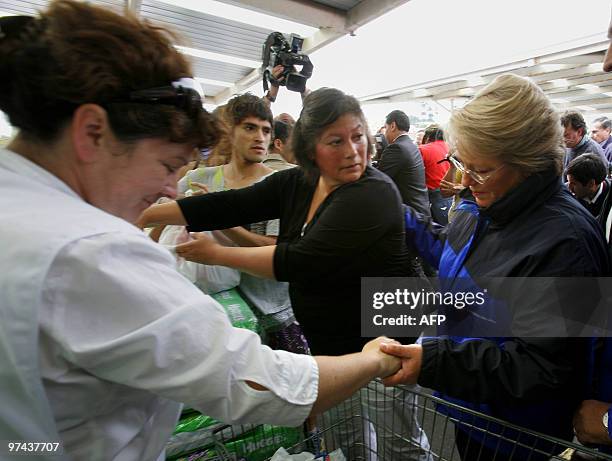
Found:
[479,168,561,227]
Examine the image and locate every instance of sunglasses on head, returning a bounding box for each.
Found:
[124,85,203,119]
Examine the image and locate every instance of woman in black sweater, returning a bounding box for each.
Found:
[141,88,416,356]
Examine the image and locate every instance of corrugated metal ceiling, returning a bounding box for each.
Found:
[0,0,407,104]
[141,0,270,62]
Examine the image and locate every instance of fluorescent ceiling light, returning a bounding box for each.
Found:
[458,88,475,96]
[576,84,600,91]
[551,98,569,104]
[196,77,233,88]
[549,79,571,88]
[413,89,430,98]
[603,92,612,97]
[536,64,570,72]
[176,45,260,68]
[576,105,596,111]
[585,63,603,73]
[157,0,318,37]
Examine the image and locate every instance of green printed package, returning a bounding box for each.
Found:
[211,289,259,333]
[170,425,302,461]
[166,413,257,459]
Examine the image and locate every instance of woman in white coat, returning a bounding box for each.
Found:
[0,2,399,460]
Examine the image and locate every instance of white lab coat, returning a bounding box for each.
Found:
[0,149,318,460]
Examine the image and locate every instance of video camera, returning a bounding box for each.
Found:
[262,32,313,94]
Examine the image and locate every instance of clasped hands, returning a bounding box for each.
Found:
[362,337,423,385]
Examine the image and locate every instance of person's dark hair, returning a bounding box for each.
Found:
[560,111,587,135]
[422,124,444,144]
[566,153,607,185]
[225,93,273,128]
[0,0,219,148]
[385,110,410,132]
[593,116,612,131]
[292,87,372,181]
[273,120,292,144]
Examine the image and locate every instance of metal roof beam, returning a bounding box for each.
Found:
[545,54,604,66]
[555,97,612,109]
[529,63,602,83]
[346,0,410,32]
[539,74,612,91]
[211,67,262,105]
[304,0,411,52]
[544,84,612,99]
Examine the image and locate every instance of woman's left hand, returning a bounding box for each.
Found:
[175,232,220,264]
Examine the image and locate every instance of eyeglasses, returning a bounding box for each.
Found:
[448,154,505,185]
[122,85,204,119]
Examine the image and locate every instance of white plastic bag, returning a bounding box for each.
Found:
[158,225,241,294]
[270,448,314,461]
[270,447,345,461]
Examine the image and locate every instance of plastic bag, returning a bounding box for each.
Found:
[270,447,346,461]
[158,225,241,294]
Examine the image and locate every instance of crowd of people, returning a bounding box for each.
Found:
[3,1,612,461]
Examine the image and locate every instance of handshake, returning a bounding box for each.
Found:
[362,337,423,386]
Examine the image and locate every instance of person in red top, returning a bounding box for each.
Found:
[419,124,452,224]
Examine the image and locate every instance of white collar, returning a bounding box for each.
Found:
[584,182,605,204]
[0,148,81,200]
[392,132,410,143]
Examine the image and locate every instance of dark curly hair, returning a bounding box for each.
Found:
[0,0,219,148]
[224,93,273,129]
[560,111,587,135]
[292,87,373,181]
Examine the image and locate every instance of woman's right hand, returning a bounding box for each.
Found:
[440,179,464,198]
[362,337,402,379]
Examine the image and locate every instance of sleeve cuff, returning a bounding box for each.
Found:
[273,242,289,281]
[176,196,201,230]
[418,337,439,388]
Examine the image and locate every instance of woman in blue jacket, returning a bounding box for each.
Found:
[382,74,610,461]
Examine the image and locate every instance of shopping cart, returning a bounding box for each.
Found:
[270,380,612,461]
[197,380,612,461]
